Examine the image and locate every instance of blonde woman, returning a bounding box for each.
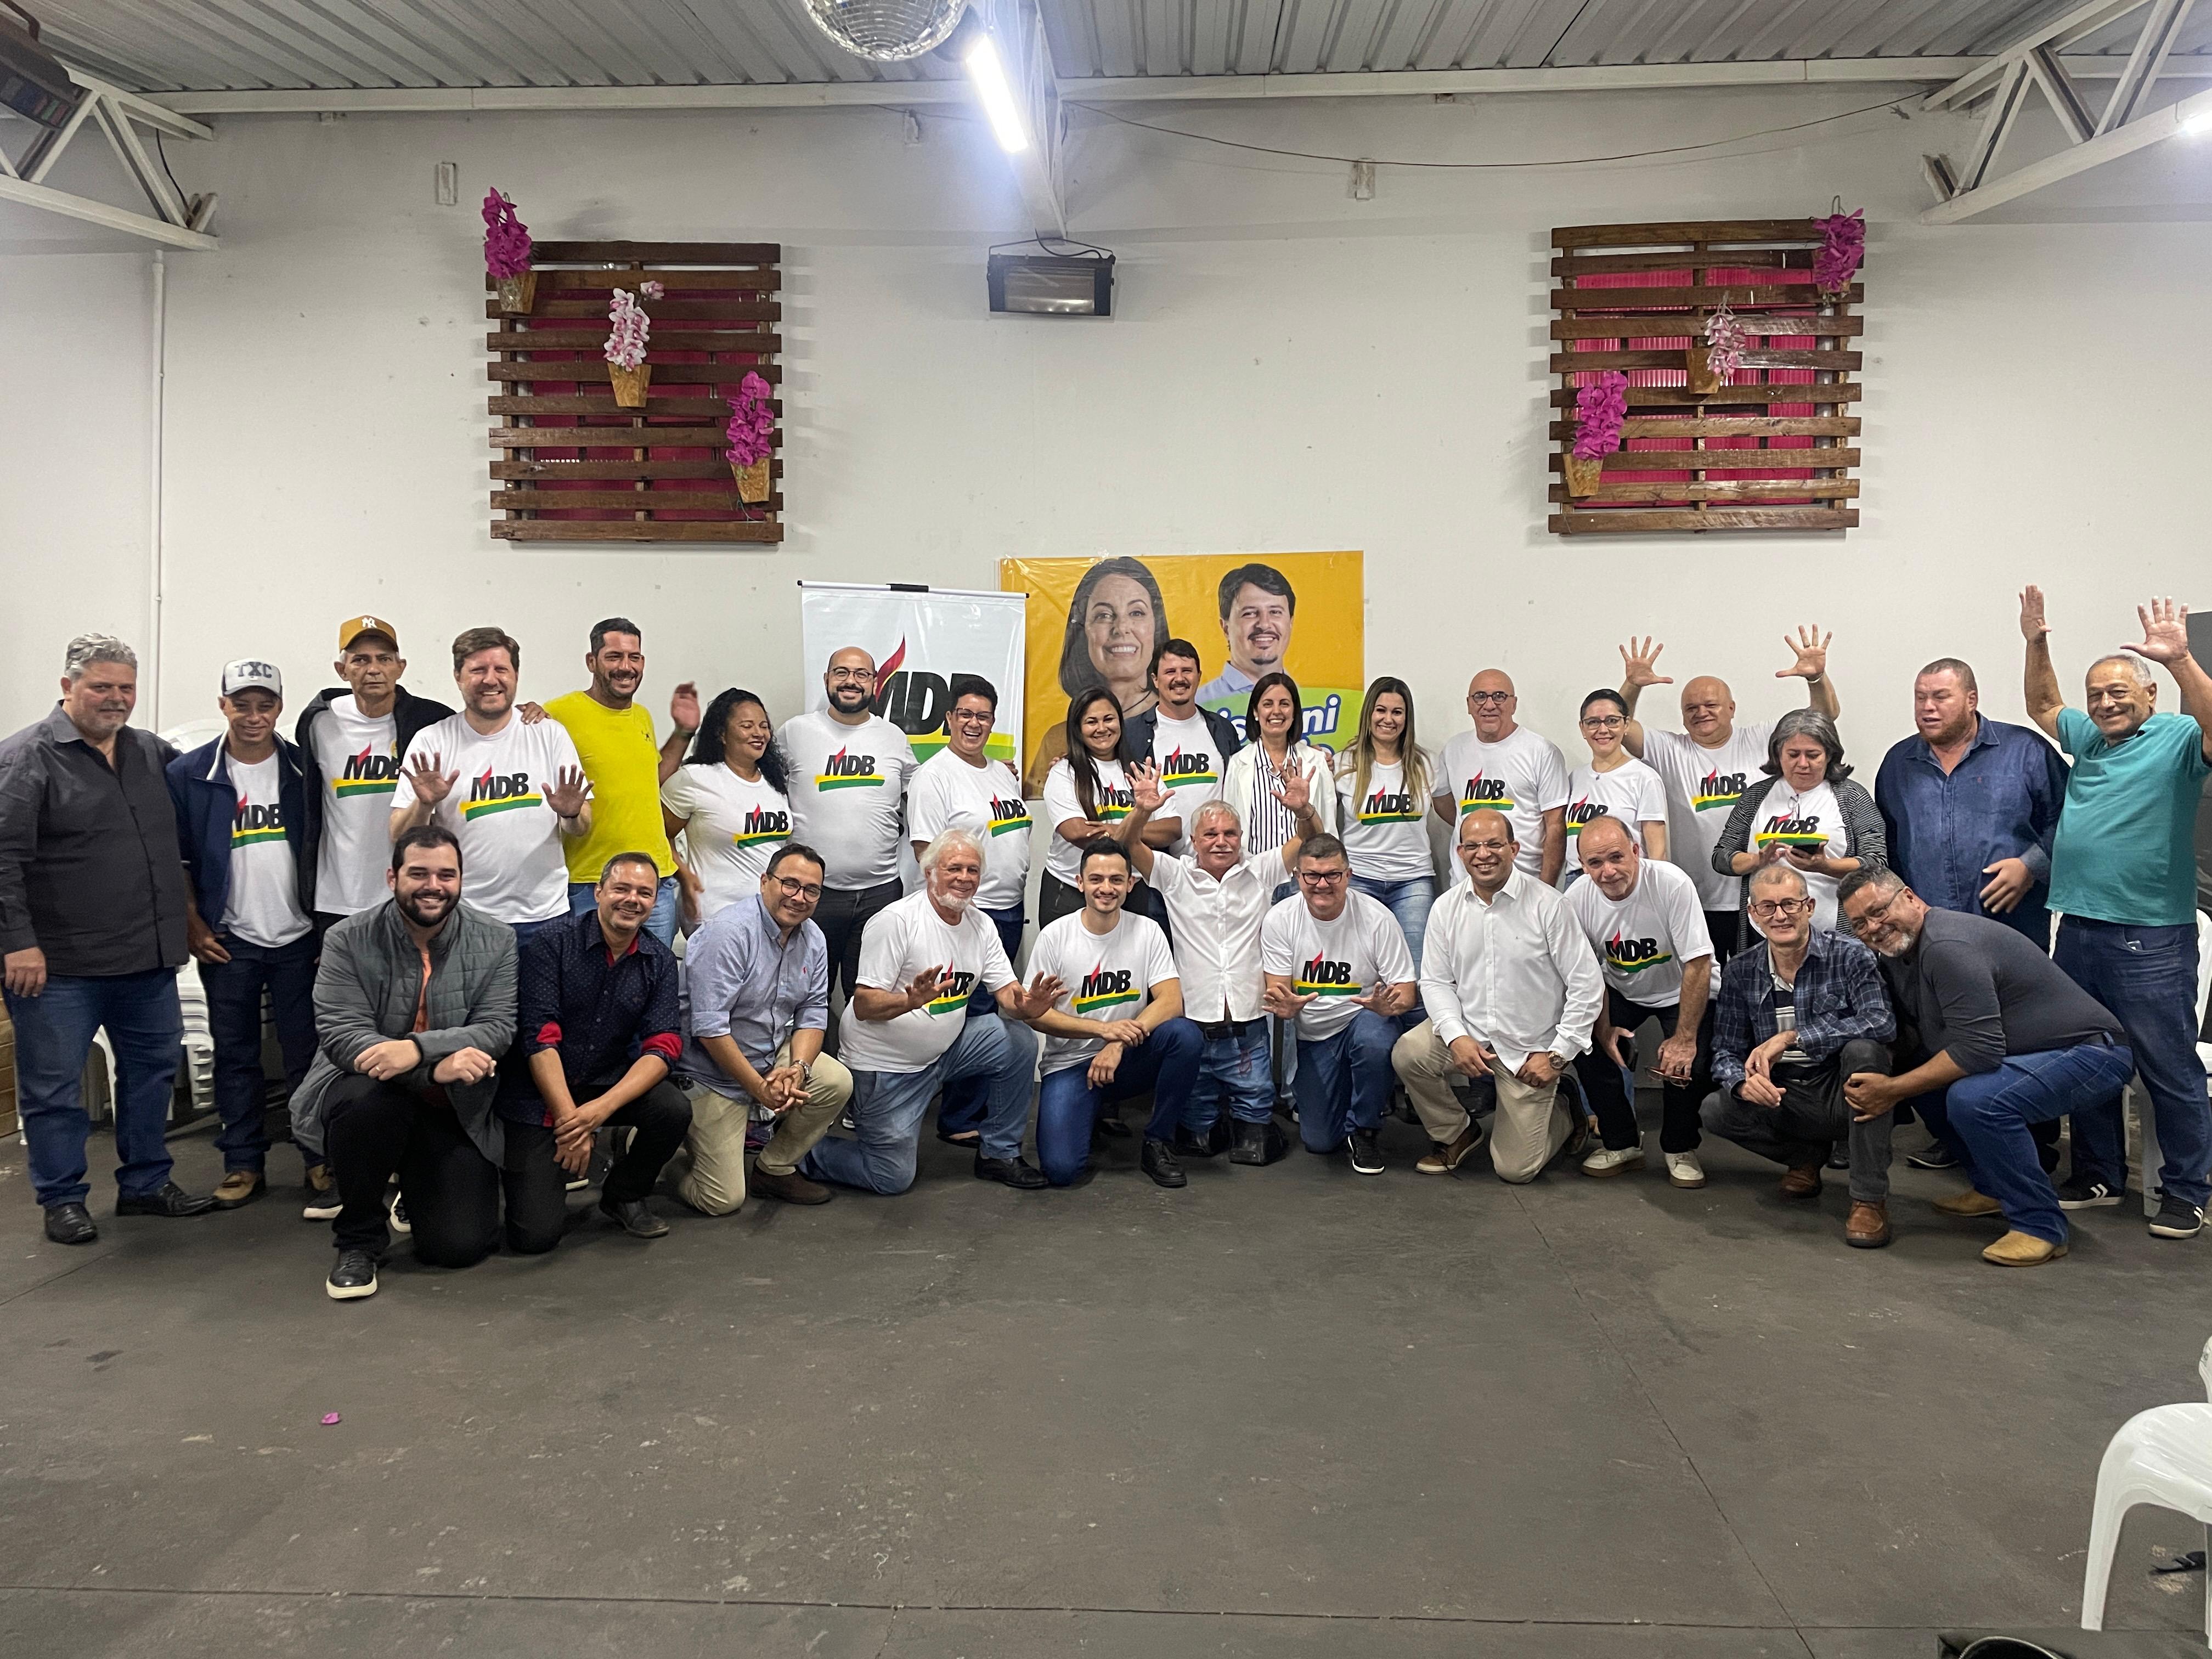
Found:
[1334,676,1435,970]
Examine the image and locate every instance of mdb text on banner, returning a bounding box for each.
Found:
[796,583,1028,766]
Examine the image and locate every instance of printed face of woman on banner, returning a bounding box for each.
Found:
[1056,556,1169,716]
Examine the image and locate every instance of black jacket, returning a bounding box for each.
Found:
[292,684,455,884]
[166,733,318,924]
[1118,704,1243,776]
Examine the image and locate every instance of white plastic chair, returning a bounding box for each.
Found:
[2131,910,2212,1220]
[2081,1398,2212,1645]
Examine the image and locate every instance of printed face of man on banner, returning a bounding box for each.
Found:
[1197,563,1296,706]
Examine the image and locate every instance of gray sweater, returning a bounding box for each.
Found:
[289,899,517,1163]
[1879,906,2124,1075]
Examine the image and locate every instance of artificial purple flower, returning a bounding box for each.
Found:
[1813,208,1865,293]
[725,371,775,468]
[482,190,532,279]
[604,288,650,369]
[1572,371,1628,460]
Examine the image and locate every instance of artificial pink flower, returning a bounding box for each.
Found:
[1813,209,1865,294]
[482,190,532,279]
[1572,371,1628,460]
[725,371,775,468]
[1704,303,1748,381]
[639,280,665,301]
[604,289,650,369]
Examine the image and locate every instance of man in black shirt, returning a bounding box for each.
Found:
[1839,868,2133,1267]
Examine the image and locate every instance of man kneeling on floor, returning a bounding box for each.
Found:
[498,851,692,1244]
[674,843,850,1213]
[303,825,516,1300]
[1703,864,1897,1248]
[1838,867,2134,1267]
[801,828,1059,1194]
[1392,810,1601,1182]
[1025,837,1199,1188]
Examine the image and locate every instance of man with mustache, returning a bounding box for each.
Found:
[1198,565,1296,718]
[306,825,518,1301]
[0,635,214,1245]
[1120,638,1240,864]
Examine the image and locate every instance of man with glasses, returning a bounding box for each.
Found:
[1617,628,1841,961]
[1702,864,1897,1248]
[675,843,851,1212]
[1262,833,1418,1173]
[1432,670,1569,885]
[778,647,917,1003]
[1838,868,2131,1267]
[1394,810,1601,1182]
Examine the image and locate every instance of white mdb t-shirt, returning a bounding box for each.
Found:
[661,762,791,924]
[1260,890,1417,1042]
[837,890,1018,1075]
[394,714,583,924]
[1336,757,1432,883]
[907,750,1033,912]
[1562,757,1668,876]
[776,710,917,891]
[1641,723,1773,911]
[1042,755,1136,888]
[1437,726,1569,878]
[1563,857,1712,1008]
[221,752,311,947]
[309,695,401,916]
[1026,909,1178,1076]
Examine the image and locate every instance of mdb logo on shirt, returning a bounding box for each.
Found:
[1094,783,1135,823]
[925,970,976,1015]
[732,804,791,848]
[462,770,542,820]
[1358,788,1422,826]
[1694,769,1750,811]
[335,746,400,797]
[1754,814,1827,849]
[1159,747,1218,788]
[1075,964,1140,1014]
[817,748,884,791]
[1295,956,1362,998]
[988,794,1033,836]
[1605,931,1674,975]
[1459,773,1517,815]
[1564,797,1611,837]
[231,797,286,847]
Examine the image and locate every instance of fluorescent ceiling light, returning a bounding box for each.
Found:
[963,35,1028,154]
[2186,106,2212,135]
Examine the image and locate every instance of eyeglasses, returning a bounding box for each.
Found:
[1469,691,1513,706]
[773,876,825,902]
[948,709,994,726]
[1581,715,1626,730]
[1748,897,1813,919]
[1297,868,1348,885]
[1845,895,1899,933]
[827,668,874,684]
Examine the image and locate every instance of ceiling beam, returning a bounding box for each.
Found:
[1922,0,2153,110]
[0,173,218,248]
[1918,81,2212,222]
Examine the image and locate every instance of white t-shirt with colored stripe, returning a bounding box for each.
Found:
[660,762,791,923]
[1563,856,1712,1009]
[1147,712,1225,857]
[837,890,1018,1075]
[906,749,1032,911]
[1335,757,1432,882]
[776,710,917,892]
[308,695,402,916]
[220,751,312,948]
[1562,756,1668,876]
[1042,755,1135,888]
[1260,889,1417,1042]
[1749,778,1850,932]
[1641,723,1773,910]
[393,712,583,924]
[1436,726,1570,878]
[1026,908,1178,1076]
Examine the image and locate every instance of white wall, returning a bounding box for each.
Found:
[4,87,2209,762]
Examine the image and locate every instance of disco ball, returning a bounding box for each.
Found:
[798,0,969,62]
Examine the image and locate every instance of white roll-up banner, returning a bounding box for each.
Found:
[796,582,1028,769]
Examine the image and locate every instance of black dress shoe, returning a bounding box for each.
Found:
[1141,1138,1188,1189]
[1229,1120,1284,1166]
[1173,1120,1231,1159]
[115,1181,216,1218]
[973,1154,1048,1189]
[599,1198,670,1238]
[43,1203,98,1245]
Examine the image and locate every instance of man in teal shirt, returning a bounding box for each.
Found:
[2023,588,2212,1239]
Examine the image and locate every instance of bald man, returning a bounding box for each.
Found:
[1431,669,1570,885]
[1617,627,1841,962]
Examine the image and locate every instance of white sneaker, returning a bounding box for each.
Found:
[387,1193,413,1236]
[1664,1151,1706,1189]
[1580,1144,1644,1177]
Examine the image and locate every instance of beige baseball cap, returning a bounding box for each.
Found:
[337,614,400,652]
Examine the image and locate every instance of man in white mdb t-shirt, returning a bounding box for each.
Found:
[1617,627,1841,962]
[391,627,592,943]
[801,829,1059,1196]
[778,646,918,1002]
[1432,669,1570,885]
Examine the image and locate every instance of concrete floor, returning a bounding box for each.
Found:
[3,1107,2210,1659]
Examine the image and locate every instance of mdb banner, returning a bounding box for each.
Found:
[796,583,1027,765]
[998,551,1364,789]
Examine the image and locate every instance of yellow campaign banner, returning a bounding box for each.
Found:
[999,552,1364,791]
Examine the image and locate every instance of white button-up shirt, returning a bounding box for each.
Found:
[1147,851,1281,1023]
[1419,866,1603,1073]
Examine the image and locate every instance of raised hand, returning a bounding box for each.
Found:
[1776,624,1831,681]
[1618,636,1672,690]
[404,751,458,806]
[2019,585,2050,642]
[904,963,954,1012]
[1353,981,1415,1018]
[1017,971,1066,1020]
[1271,764,1312,816]
[2126,596,2193,665]
[1127,761,1166,814]
[669,680,702,736]
[544,765,591,819]
[1262,980,1317,1022]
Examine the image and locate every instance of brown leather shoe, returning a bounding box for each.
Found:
[750,1166,833,1205]
[1845,1200,1891,1249]
[1933,1188,2003,1218]
[1779,1164,1822,1199]
[1983,1229,2068,1267]
[212,1169,264,1209]
[1415,1121,1483,1175]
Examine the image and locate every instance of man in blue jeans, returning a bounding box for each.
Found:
[1841,868,2134,1267]
[2022,589,2212,1238]
[168,660,321,1211]
[0,635,213,1244]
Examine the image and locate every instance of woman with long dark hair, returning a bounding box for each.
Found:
[1039,686,1157,928]
[1026,557,1172,793]
[1221,671,1339,885]
[661,687,793,928]
[1335,676,1434,968]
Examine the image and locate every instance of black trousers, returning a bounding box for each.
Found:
[1572,985,1716,1154]
[1702,909,1741,966]
[324,1075,510,1266]
[814,879,903,1002]
[503,1081,692,1226]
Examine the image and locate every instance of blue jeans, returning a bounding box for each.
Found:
[801,1012,1038,1194]
[1185,1021,1275,1130]
[198,932,318,1172]
[1293,1009,1400,1151]
[1939,1040,2136,1244]
[5,968,183,1208]
[937,904,1026,1140]
[2055,917,2210,1210]
[1036,1017,1202,1186]
[1350,873,1434,974]
[568,876,679,947]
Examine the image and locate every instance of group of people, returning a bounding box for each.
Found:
[0,587,2205,1301]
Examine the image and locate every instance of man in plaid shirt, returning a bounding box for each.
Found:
[1703,864,1898,1248]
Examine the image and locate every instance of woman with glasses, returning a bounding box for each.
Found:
[1335,676,1436,970]
[661,687,792,929]
[1222,671,1339,895]
[1041,687,1159,930]
[1712,709,1887,934]
[1564,688,1667,886]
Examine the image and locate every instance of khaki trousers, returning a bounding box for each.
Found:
[673,1044,853,1216]
[1391,1019,1574,1184]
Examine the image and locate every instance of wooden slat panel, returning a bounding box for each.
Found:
[492,459,783,480]
[488,300,780,321]
[1550,250,1815,276]
[1548,448,1859,473]
[1551,348,1860,373]
[1549,507,1857,534]
[1553,284,1861,309]
[529,240,780,264]
[485,330,779,353]
[493,489,783,511]
[1552,315,1862,340]
[1547,479,1861,504]
[1547,416,1860,441]
[490,397,781,420]
[487,362,783,385]
[488,425,729,447]
[1548,383,1860,408]
[509,269,775,293]
[493,520,783,543]
[1551,219,1821,247]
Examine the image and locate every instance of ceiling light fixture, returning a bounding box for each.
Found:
[963,32,1028,154]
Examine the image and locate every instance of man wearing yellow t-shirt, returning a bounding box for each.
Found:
[538,619,698,947]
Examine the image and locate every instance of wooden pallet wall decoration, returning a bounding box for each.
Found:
[1548,218,1860,538]
[486,239,783,543]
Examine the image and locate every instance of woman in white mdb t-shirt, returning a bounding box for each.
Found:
[661,689,792,930]
[1334,676,1436,970]
[1564,687,1668,885]
[1041,687,1161,931]
[1713,709,1888,935]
